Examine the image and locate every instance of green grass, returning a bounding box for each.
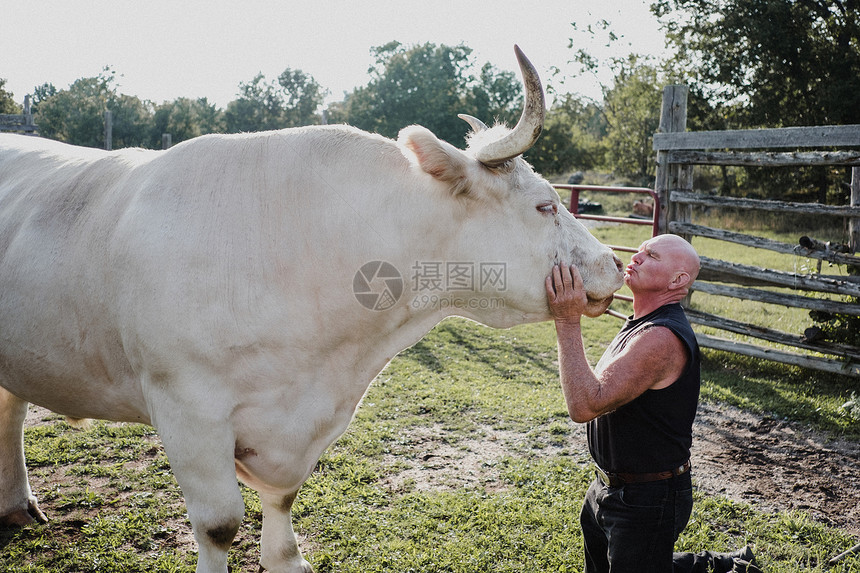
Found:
[2,315,858,572]
[2,221,859,572]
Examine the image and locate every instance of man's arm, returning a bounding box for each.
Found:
[546,264,687,423]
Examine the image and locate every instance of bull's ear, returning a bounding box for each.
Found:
[399,125,470,195]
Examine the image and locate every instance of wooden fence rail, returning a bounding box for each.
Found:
[654,85,860,377]
[696,256,860,296]
[668,221,860,267]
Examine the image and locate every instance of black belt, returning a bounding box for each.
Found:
[596,460,691,488]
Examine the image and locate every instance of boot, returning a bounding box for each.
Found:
[725,546,762,573]
[673,545,762,573]
[705,546,761,573]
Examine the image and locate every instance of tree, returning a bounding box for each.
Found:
[224,68,325,133]
[524,94,604,176]
[152,97,223,147]
[467,62,522,128]
[277,69,327,127]
[601,58,664,182]
[224,73,285,133]
[192,97,223,135]
[34,70,118,147]
[654,0,860,127]
[346,42,473,143]
[563,22,670,182]
[0,79,20,113]
[653,0,860,202]
[344,42,523,148]
[110,93,153,149]
[30,83,57,109]
[563,20,685,181]
[32,70,156,149]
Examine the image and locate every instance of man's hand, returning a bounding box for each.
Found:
[545,264,589,323]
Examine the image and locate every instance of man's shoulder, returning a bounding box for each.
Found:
[647,304,699,358]
[648,303,693,329]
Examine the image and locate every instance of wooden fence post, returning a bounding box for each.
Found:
[23,95,33,128]
[851,167,859,255]
[654,85,689,235]
[104,110,112,151]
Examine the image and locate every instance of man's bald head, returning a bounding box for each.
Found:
[651,234,700,283]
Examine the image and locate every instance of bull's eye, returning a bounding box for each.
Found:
[537,202,557,216]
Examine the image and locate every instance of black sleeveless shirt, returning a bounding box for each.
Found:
[587,303,700,474]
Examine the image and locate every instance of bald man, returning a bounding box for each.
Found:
[546,234,760,573]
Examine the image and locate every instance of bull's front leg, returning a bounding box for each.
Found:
[0,387,47,527]
[150,390,246,573]
[258,490,313,573]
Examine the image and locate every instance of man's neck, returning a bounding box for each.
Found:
[632,293,684,319]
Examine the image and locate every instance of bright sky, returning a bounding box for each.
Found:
[1,0,667,109]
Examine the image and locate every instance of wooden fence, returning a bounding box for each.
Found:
[654,85,860,377]
[0,95,38,135]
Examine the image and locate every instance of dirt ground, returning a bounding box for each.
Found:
[381,401,860,537]
[691,401,860,536]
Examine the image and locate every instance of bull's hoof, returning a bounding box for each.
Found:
[257,558,314,572]
[0,499,48,528]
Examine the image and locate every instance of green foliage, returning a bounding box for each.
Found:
[27,66,324,149]
[653,0,860,202]
[841,392,860,422]
[469,62,522,129]
[809,255,860,347]
[655,0,860,126]
[810,305,860,348]
[0,78,20,114]
[344,42,472,143]
[563,19,684,181]
[223,73,283,133]
[110,93,156,149]
[33,69,120,147]
[278,68,329,127]
[29,70,152,149]
[223,68,326,133]
[21,42,526,154]
[342,42,522,148]
[601,57,663,181]
[151,97,223,147]
[525,94,604,176]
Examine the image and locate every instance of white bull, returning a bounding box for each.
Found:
[0,47,623,572]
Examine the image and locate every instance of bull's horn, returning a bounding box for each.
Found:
[458,114,489,133]
[474,45,546,167]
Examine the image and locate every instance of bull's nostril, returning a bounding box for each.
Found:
[613,255,623,272]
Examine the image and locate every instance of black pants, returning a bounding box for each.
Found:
[580,472,740,573]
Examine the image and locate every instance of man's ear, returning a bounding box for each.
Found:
[399,125,470,195]
[669,271,691,290]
